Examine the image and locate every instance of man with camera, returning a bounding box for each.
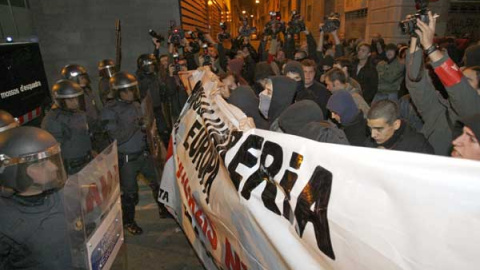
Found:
[406,10,480,156]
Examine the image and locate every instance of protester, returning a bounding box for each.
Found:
[300,59,331,118]
[264,76,297,124]
[451,114,480,161]
[324,67,370,117]
[228,85,269,130]
[351,43,378,104]
[365,100,434,154]
[274,100,324,135]
[327,90,368,146]
[374,43,405,102]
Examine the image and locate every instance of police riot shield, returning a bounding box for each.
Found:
[63,142,123,270]
[141,93,167,179]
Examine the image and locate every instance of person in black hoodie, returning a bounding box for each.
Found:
[327,90,368,146]
[364,100,434,154]
[264,76,297,127]
[276,100,324,135]
[228,85,269,130]
[253,61,276,96]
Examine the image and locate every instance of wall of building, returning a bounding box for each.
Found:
[29,0,181,90]
[366,0,450,44]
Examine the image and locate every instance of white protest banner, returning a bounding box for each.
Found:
[160,69,480,270]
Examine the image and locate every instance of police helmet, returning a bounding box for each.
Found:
[0,127,67,194]
[109,71,140,101]
[137,54,158,74]
[98,59,116,78]
[61,64,90,86]
[52,80,85,112]
[0,110,19,133]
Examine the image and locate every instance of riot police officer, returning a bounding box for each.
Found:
[98,59,117,104]
[62,64,108,151]
[61,64,101,127]
[0,126,72,269]
[0,110,19,132]
[100,71,162,235]
[41,80,93,175]
[136,53,170,145]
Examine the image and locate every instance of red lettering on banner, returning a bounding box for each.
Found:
[225,238,247,270]
[84,165,119,213]
[85,183,102,213]
[176,157,218,250]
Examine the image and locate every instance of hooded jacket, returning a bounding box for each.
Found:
[327,90,369,146]
[228,86,269,130]
[268,76,297,123]
[298,121,350,145]
[277,100,324,136]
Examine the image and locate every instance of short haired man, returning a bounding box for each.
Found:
[324,67,370,117]
[374,43,405,103]
[365,100,433,154]
[299,59,331,118]
[334,56,362,93]
[351,42,378,104]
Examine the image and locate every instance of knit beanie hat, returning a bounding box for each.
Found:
[327,90,359,124]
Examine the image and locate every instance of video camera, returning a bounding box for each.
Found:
[168,21,185,47]
[238,17,256,38]
[218,22,231,41]
[148,29,165,43]
[321,12,341,33]
[399,0,430,36]
[201,43,212,66]
[172,53,181,74]
[287,10,306,35]
[264,11,285,38]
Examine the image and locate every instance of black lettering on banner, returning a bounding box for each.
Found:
[294,166,335,260]
[183,120,203,151]
[227,134,263,190]
[159,188,169,202]
[279,152,303,221]
[241,141,283,215]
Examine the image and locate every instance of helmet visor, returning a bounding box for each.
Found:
[22,152,67,193]
[1,144,67,194]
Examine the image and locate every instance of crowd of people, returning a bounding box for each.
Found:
[1,10,480,269]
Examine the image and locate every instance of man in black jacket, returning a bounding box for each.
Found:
[351,43,378,104]
[365,100,434,154]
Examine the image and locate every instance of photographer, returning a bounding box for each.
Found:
[405,11,460,156]
[197,32,228,74]
[165,55,189,123]
[414,14,480,118]
[309,20,343,81]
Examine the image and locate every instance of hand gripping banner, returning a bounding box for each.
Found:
[159,69,480,270]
